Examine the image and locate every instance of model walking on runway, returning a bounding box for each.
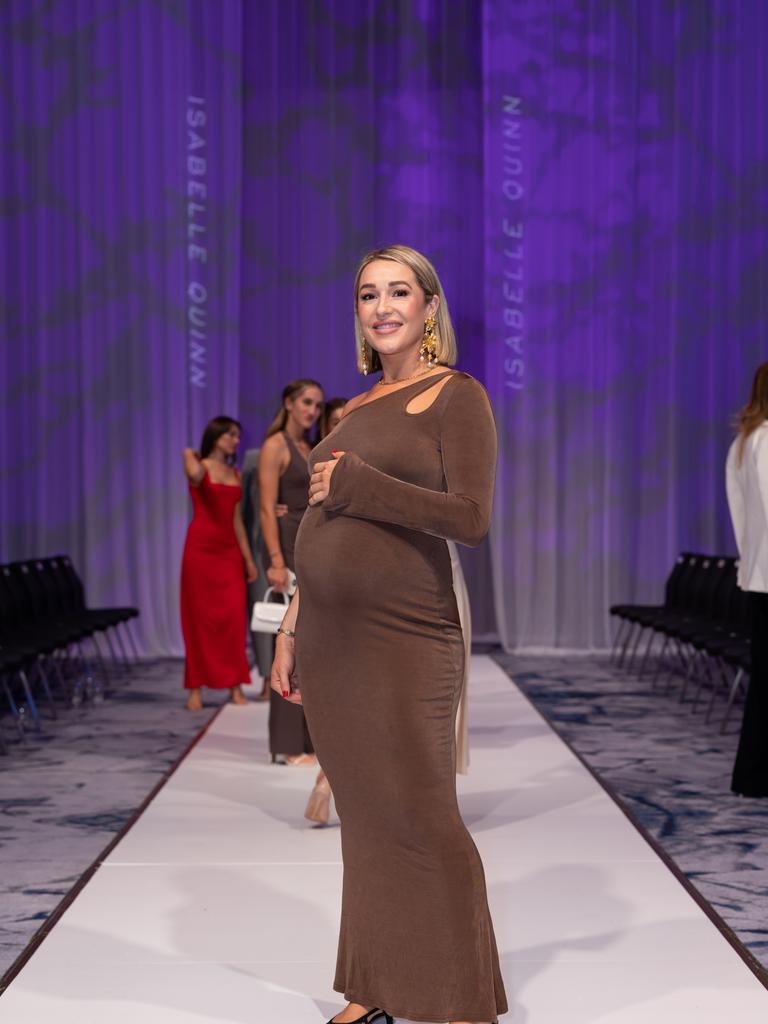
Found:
[272,245,507,1024]
[260,379,324,763]
[181,417,257,711]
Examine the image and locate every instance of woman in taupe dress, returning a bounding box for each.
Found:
[272,246,507,1024]
[259,379,324,763]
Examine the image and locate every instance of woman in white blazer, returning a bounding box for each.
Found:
[725,361,768,798]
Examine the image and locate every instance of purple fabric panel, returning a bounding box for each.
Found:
[2,1,766,653]
[0,1,242,654]
[237,1,498,635]
[238,1,484,426]
[484,0,768,646]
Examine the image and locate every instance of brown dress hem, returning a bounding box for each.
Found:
[339,990,508,1024]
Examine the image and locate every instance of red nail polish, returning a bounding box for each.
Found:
[282,690,289,697]
[331,449,339,455]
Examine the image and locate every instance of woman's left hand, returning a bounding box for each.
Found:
[245,559,259,583]
[309,451,345,506]
[271,634,302,704]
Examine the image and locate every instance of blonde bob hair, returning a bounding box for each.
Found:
[353,245,458,374]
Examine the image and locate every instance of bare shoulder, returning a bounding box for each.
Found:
[405,370,461,414]
[261,432,287,455]
[259,432,289,470]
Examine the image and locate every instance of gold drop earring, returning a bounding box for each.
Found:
[419,316,438,367]
[359,335,369,375]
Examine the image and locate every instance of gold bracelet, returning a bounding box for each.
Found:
[276,627,295,639]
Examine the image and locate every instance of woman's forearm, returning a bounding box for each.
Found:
[279,588,299,632]
[260,506,285,567]
[273,588,300,702]
[320,378,496,547]
[258,443,287,568]
[183,447,204,484]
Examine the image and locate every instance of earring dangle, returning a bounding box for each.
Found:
[419,316,438,367]
[359,336,369,376]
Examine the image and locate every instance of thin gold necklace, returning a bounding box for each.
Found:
[376,364,438,387]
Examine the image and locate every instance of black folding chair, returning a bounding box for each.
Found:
[0,644,45,738]
[0,563,74,716]
[610,552,688,666]
[52,555,140,667]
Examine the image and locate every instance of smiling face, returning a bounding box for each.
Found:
[286,385,324,433]
[357,260,439,362]
[214,425,240,459]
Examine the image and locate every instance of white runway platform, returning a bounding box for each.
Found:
[2,656,766,1023]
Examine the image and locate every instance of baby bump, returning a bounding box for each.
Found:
[295,508,458,627]
[278,509,305,571]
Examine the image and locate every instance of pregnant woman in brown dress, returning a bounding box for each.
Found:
[272,245,507,1024]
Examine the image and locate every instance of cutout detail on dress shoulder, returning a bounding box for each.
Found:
[405,373,457,415]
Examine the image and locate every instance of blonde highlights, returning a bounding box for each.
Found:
[735,361,768,465]
[353,245,458,374]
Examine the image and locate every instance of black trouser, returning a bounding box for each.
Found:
[731,592,768,797]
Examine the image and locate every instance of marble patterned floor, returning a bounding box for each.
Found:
[493,651,768,971]
[0,660,229,980]
[1,655,766,1022]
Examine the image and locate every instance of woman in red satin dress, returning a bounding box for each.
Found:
[181,416,258,711]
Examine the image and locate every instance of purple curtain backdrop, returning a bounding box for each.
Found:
[1,1,766,654]
[483,1,768,646]
[0,0,242,653]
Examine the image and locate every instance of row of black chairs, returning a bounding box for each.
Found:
[610,552,751,731]
[0,555,140,746]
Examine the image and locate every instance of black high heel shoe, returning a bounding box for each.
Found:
[325,1009,393,1024]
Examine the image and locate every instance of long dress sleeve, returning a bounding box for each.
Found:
[322,375,497,547]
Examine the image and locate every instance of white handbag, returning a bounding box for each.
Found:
[250,574,297,634]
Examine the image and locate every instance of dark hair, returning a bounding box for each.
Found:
[265,379,324,443]
[735,362,768,465]
[199,415,242,460]
[321,397,348,439]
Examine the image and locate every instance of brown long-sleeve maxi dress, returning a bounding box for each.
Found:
[294,371,507,1023]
